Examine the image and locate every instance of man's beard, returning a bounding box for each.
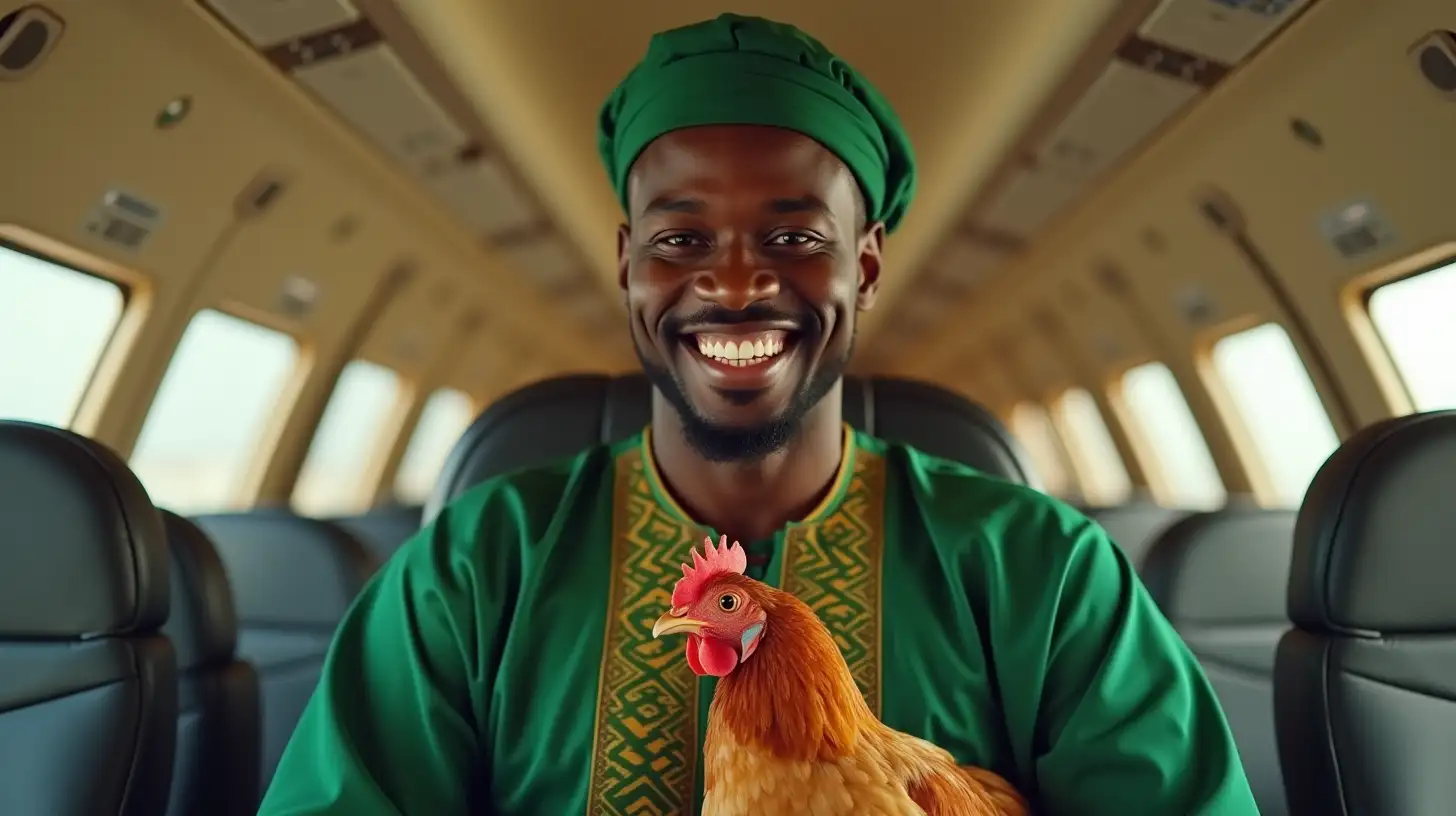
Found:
[636,327,851,464]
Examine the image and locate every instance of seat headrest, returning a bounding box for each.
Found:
[842,376,1041,488]
[160,510,239,669]
[1289,410,1456,633]
[1141,508,1297,625]
[0,421,169,636]
[425,373,1035,524]
[193,510,377,628]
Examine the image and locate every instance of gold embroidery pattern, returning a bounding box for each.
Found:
[586,448,701,815]
[781,447,886,715]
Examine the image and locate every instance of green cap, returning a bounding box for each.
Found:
[598,13,917,232]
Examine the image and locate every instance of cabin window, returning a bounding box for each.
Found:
[393,387,475,504]
[1052,388,1133,506]
[1009,402,1077,499]
[130,309,298,512]
[1367,261,1456,411]
[1211,322,1339,506]
[1118,362,1226,509]
[0,242,125,427]
[292,359,404,517]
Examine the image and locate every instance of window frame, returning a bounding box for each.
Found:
[1197,318,1342,507]
[290,356,413,517]
[1009,399,1083,500]
[0,229,143,430]
[129,304,307,511]
[1049,385,1135,507]
[388,385,479,506]
[1108,357,1228,509]
[1344,245,1456,415]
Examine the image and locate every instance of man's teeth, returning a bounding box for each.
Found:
[695,334,787,367]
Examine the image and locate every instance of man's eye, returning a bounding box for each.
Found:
[718,594,738,612]
[767,232,815,247]
[658,234,700,248]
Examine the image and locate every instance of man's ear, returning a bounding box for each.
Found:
[856,222,886,311]
[616,224,631,291]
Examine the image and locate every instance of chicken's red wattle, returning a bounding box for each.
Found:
[685,633,738,677]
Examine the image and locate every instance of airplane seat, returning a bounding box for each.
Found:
[191,509,378,793]
[159,510,261,816]
[839,375,1042,488]
[1083,501,1193,567]
[332,502,424,561]
[1275,410,1456,816]
[424,372,1039,524]
[0,420,176,816]
[1140,506,1297,816]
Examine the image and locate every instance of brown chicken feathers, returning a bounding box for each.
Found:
[652,536,1031,816]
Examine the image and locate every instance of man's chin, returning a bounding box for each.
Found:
[679,415,798,464]
[638,338,848,464]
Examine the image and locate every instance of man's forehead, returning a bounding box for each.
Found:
[627,126,857,215]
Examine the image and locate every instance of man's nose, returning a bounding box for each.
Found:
[692,249,780,311]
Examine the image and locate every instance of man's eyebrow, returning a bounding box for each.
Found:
[642,196,705,215]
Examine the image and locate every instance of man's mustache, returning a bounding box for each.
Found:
[664,303,817,335]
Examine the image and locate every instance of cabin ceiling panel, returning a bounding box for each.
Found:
[422,156,545,240]
[195,0,624,353]
[894,0,1321,365]
[1140,0,1315,65]
[1036,62,1201,183]
[292,45,470,177]
[202,0,361,48]
[976,163,1088,241]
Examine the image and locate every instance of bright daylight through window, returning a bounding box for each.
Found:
[1211,323,1339,507]
[1053,388,1133,506]
[1120,362,1226,510]
[1367,261,1456,411]
[130,309,298,513]
[394,387,475,504]
[293,359,404,517]
[0,242,125,428]
[1010,403,1075,498]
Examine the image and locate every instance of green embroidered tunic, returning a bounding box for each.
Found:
[258,427,1258,815]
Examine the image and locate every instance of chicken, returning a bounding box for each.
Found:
[652,535,1031,816]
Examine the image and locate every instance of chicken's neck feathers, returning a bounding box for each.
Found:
[708,587,877,763]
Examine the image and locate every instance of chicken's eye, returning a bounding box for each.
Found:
[718,593,739,612]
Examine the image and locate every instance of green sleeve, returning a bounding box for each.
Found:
[257,494,507,815]
[1033,521,1259,815]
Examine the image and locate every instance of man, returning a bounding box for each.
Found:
[259,13,1258,815]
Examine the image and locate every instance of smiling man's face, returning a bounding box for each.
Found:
[618,124,883,462]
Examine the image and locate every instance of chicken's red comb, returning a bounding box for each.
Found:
[671,535,747,607]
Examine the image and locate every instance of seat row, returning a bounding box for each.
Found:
[0,420,378,815]
[1080,411,1456,816]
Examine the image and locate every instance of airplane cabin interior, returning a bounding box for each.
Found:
[1,0,1454,814]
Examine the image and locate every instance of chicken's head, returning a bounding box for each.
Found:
[651,535,769,677]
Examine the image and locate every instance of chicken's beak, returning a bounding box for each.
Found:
[652,613,707,639]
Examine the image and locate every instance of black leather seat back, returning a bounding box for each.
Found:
[0,421,176,816]
[160,510,262,816]
[840,376,1041,487]
[426,373,1037,523]
[192,510,378,792]
[1276,410,1456,816]
[333,503,424,562]
[1141,507,1296,816]
[1085,501,1192,568]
